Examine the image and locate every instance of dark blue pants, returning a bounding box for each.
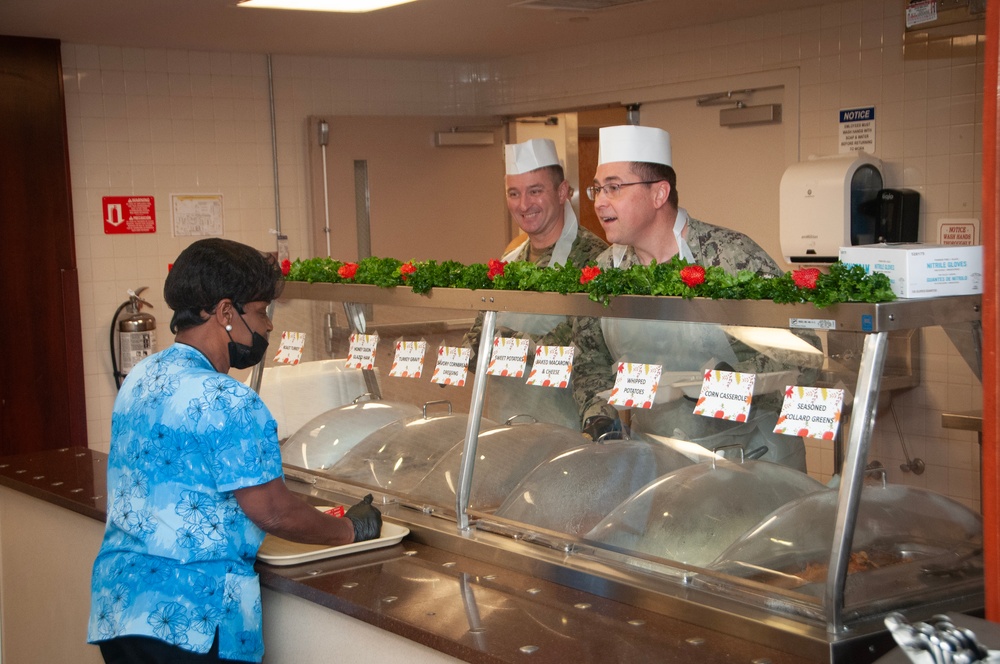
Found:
[98,632,247,664]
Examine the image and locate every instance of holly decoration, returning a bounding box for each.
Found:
[285,256,896,308]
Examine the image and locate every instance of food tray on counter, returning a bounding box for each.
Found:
[257,507,410,566]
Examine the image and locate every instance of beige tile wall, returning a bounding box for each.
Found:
[63,0,983,509]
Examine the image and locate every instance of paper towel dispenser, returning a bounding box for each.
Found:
[779,152,883,264]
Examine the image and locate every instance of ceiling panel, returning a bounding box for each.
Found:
[1,0,831,60]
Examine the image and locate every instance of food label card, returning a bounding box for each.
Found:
[774,386,845,440]
[389,340,426,378]
[345,333,379,370]
[608,362,662,409]
[525,346,574,388]
[486,337,529,378]
[431,346,471,386]
[273,331,305,365]
[693,369,755,422]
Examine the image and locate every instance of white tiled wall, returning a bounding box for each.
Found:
[64,0,983,509]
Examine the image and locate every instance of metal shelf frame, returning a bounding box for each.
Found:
[281,281,983,332]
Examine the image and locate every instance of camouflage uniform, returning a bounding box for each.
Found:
[572,217,795,424]
[464,224,607,370]
[463,224,607,428]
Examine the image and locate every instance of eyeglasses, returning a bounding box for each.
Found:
[585,180,665,200]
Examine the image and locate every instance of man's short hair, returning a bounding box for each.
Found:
[164,238,284,333]
[629,162,678,207]
[536,164,565,186]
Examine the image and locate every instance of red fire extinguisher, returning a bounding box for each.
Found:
[111,287,157,390]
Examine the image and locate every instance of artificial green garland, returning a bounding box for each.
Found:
[283,256,896,307]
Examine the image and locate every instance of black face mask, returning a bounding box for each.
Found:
[226,308,269,370]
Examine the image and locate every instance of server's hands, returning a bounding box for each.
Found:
[345,494,383,542]
[582,415,625,441]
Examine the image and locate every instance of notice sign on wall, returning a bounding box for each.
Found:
[938,219,979,246]
[838,106,876,154]
[905,0,937,28]
[103,196,156,234]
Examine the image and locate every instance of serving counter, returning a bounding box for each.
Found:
[0,447,818,664]
[268,282,986,663]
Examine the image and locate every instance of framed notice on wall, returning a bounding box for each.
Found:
[171,193,224,237]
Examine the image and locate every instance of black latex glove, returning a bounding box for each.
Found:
[345,493,382,543]
[582,415,622,441]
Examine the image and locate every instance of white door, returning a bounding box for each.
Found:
[590,69,800,271]
[306,115,508,264]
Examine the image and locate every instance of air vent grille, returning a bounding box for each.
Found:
[511,0,649,11]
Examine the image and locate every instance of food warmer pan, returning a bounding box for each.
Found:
[703,483,983,620]
[325,400,498,495]
[490,439,694,537]
[408,417,590,513]
[281,394,420,471]
[584,456,825,568]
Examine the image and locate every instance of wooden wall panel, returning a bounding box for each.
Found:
[0,36,87,454]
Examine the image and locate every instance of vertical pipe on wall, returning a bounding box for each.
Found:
[267,54,281,236]
[981,2,999,621]
[319,120,331,257]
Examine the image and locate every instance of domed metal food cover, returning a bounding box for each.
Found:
[585,458,824,568]
[326,401,498,495]
[706,484,983,605]
[281,395,420,471]
[493,440,694,537]
[408,418,590,513]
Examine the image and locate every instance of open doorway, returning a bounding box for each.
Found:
[576,107,629,243]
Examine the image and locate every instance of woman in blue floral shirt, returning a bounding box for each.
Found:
[88,238,382,663]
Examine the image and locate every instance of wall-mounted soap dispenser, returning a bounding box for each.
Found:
[779,152,883,264]
[876,187,920,243]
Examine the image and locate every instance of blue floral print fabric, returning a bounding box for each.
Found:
[88,343,283,662]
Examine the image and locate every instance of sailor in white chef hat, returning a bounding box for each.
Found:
[461,137,607,430]
[501,138,605,266]
[573,125,817,469]
[585,124,781,272]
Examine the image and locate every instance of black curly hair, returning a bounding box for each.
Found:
[164,238,284,333]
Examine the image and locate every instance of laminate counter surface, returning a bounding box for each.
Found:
[0,445,106,520]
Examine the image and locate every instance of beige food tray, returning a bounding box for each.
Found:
[257,509,409,566]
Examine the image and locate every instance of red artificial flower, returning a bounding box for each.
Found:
[280,258,291,276]
[338,262,358,279]
[791,267,821,289]
[680,265,706,287]
[487,258,507,280]
[580,265,601,284]
[400,262,417,281]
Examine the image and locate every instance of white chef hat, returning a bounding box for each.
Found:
[598,125,672,167]
[505,138,561,175]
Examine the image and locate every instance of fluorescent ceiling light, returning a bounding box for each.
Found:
[237,0,417,12]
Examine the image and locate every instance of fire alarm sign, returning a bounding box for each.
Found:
[103,196,156,234]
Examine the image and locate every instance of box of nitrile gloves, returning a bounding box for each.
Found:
[838,243,983,298]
